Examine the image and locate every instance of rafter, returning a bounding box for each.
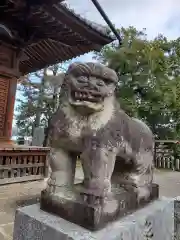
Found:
[0,1,114,74]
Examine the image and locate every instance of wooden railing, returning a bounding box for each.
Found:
[1,140,178,185]
[154,140,180,171]
[0,145,50,185]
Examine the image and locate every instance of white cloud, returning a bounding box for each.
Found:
[65,0,180,62]
[14,1,180,127]
[66,0,180,39]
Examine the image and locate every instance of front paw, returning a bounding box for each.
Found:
[82,178,111,197]
[136,186,151,201]
[45,176,56,194]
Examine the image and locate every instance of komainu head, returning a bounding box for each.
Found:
[63,62,118,115]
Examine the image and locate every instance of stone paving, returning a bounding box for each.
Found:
[1,168,180,239]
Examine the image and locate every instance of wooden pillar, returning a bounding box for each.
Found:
[0,42,20,145]
[4,77,17,141]
[0,77,18,145]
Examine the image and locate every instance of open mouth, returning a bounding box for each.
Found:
[71,90,103,103]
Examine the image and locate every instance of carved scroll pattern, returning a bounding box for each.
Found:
[144,219,153,239]
[0,78,9,137]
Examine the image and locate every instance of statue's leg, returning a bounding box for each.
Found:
[127,150,153,200]
[81,147,116,197]
[112,151,153,200]
[46,148,76,193]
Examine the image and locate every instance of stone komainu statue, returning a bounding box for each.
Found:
[41,62,157,230]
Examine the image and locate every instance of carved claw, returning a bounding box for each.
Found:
[46,177,56,194]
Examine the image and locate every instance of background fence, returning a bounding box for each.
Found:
[0,146,50,185]
[154,140,180,171]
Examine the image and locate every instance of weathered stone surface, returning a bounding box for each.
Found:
[42,62,158,229]
[174,197,180,239]
[45,62,155,200]
[0,169,177,240]
[13,197,177,240]
[40,183,159,230]
[32,127,45,146]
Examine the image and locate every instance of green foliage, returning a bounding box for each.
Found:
[16,26,180,141]
[16,64,66,139]
[94,27,180,139]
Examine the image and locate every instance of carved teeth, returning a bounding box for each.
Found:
[73,91,103,103]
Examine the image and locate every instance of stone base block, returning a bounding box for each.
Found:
[13,197,179,240]
[40,183,159,230]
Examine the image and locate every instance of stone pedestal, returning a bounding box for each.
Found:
[40,183,159,231]
[13,197,179,240]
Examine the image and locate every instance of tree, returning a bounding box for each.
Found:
[16,26,180,141]
[94,27,180,139]
[16,63,66,143]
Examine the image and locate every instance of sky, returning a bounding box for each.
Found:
[66,0,180,39]
[13,0,180,129]
[65,0,180,62]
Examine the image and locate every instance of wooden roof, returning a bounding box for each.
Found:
[0,1,114,74]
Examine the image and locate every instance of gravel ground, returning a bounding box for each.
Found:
[0,168,180,239]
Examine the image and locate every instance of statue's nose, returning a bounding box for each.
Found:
[88,80,99,90]
[76,77,89,88]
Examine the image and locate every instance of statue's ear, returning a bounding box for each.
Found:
[44,72,66,88]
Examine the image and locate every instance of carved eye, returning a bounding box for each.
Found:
[77,76,88,83]
[97,80,104,86]
[104,79,113,85]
